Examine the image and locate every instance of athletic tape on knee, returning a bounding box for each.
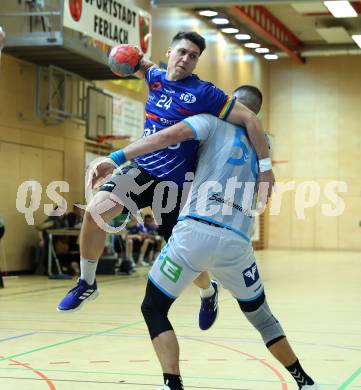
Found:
[141,280,175,339]
[242,299,285,345]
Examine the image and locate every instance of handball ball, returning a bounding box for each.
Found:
[108,44,141,77]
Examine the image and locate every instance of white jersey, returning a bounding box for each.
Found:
[179,114,258,241]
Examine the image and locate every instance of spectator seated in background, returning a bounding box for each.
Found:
[142,214,163,265]
[110,213,131,275]
[66,203,83,229]
[126,214,163,267]
[36,207,80,276]
[125,215,146,269]
[65,204,83,275]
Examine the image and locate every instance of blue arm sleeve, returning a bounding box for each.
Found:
[108,150,126,166]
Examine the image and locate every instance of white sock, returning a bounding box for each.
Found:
[138,253,145,263]
[80,257,98,285]
[200,283,215,298]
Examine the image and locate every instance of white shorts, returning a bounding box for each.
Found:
[149,217,264,301]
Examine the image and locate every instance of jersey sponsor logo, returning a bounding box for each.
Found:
[160,255,183,283]
[150,82,162,90]
[159,117,178,126]
[242,262,259,287]
[145,112,178,126]
[164,87,176,94]
[180,92,196,104]
[209,193,253,218]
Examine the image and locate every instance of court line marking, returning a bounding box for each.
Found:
[0,367,342,387]
[0,327,347,389]
[0,327,288,390]
[0,356,56,390]
[1,327,359,353]
[0,276,124,299]
[0,376,256,390]
[189,337,288,390]
[338,367,361,389]
[0,332,37,343]
[0,320,144,363]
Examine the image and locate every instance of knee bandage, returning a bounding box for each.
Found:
[141,279,175,339]
[239,297,285,347]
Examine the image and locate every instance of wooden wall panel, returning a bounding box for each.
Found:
[0,142,63,271]
[268,56,361,249]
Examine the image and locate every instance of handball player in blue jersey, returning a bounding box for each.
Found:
[104,86,324,390]
[57,32,274,322]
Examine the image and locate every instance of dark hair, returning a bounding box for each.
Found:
[171,31,206,54]
[232,85,263,114]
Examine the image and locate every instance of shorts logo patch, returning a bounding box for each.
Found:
[160,256,182,283]
[242,262,259,287]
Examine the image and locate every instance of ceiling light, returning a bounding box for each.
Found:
[221,27,239,34]
[212,17,229,25]
[255,47,270,53]
[352,34,361,48]
[198,10,218,17]
[235,33,251,40]
[244,42,261,48]
[264,54,279,60]
[323,1,357,18]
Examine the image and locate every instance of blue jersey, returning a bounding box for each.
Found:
[134,66,235,186]
[144,223,158,235]
[126,224,144,235]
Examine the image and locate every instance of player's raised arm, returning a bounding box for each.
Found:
[227,101,269,160]
[226,101,275,201]
[108,44,155,79]
[135,56,155,78]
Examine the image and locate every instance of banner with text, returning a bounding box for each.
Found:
[63,0,152,59]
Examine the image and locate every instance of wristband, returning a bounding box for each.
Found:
[109,150,126,166]
[259,157,272,172]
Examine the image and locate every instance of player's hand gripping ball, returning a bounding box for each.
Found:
[108,44,142,77]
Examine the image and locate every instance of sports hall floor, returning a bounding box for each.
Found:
[0,250,360,390]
